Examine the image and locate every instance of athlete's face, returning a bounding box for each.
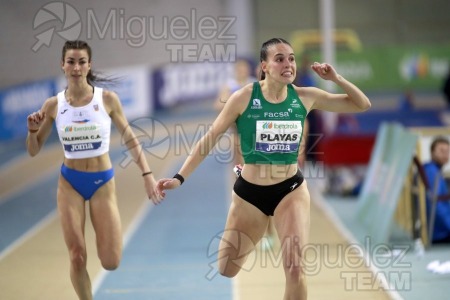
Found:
[261,43,296,84]
[432,142,450,166]
[61,49,91,83]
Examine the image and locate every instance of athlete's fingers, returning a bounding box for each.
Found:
[149,193,161,205]
[149,185,163,204]
[154,190,165,205]
[156,179,168,194]
[38,111,46,120]
[164,179,181,189]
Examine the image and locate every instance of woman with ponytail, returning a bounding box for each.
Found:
[26,40,161,300]
[157,38,371,299]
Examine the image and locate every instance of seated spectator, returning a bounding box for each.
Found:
[424,136,450,243]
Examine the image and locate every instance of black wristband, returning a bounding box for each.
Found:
[173,173,185,185]
[142,171,153,177]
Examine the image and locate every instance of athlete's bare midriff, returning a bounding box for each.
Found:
[63,152,112,172]
[240,163,298,185]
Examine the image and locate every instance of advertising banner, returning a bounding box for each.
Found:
[0,79,56,141]
[308,45,450,92]
[152,62,231,109]
[356,123,418,245]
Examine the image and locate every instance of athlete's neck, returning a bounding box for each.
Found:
[260,80,287,103]
[65,82,94,105]
[66,82,93,98]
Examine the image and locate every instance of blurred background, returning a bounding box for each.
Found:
[1,0,450,299]
[1,0,449,173]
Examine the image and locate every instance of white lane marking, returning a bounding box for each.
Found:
[0,210,57,261]
[92,200,153,295]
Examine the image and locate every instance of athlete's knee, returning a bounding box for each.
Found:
[217,248,244,278]
[96,241,122,270]
[218,260,240,278]
[69,245,87,270]
[281,247,306,282]
[99,252,121,271]
[100,255,120,270]
[102,261,120,271]
[285,263,306,282]
[283,252,306,283]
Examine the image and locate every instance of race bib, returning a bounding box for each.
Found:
[59,123,102,152]
[255,120,302,153]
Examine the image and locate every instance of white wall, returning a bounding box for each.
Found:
[0,0,241,88]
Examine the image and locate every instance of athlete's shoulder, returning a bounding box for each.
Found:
[101,89,123,116]
[240,81,255,93]
[42,96,58,110]
[219,82,255,117]
[232,82,254,100]
[101,89,120,104]
[41,96,58,119]
[101,88,117,98]
[44,95,58,104]
[291,84,324,109]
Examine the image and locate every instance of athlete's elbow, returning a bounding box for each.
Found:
[357,98,371,112]
[361,100,371,111]
[28,149,39,157]
[26,144,40,157]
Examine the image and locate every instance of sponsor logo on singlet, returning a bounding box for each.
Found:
[60,123,102,152]
[71,110,90,124]
[263,111,290,118]
[255,120,302,153]
[247,114,261,119]
[290,98,302,108]
[251,98,262,109]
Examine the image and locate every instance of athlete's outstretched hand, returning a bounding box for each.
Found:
[144,174,164,205]
[311,62,339,81]
[156,178,182,199]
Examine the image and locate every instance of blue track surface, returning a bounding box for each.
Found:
[94,155,232,299]
[0,139,233,299]
[0,147,123,253]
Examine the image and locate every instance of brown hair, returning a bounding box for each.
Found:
[430,136,450,153]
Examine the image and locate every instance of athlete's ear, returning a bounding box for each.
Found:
[261,60,267,73]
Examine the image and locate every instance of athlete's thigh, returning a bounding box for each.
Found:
[273,182,311,250]
[89,179,122,253]
[57,175,86,248]
[217,192,270,275]
[220,191,270,257]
